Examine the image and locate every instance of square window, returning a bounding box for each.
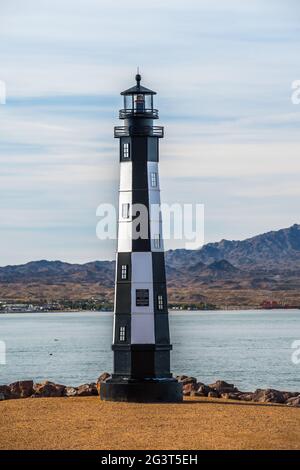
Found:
[153,234,161,249]
[121,264,128,280]
[119,326,126,342]
[158,295,164,310]
[136,289,149,307]
[123,143,130,159]
[150,172,157,187]
[122,203,130,219]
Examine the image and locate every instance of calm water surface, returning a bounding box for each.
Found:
[0,310,299,391]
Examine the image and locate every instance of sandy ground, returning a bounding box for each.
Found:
[1,396,300,450]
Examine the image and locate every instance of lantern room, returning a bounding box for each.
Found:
[120,73,158,119]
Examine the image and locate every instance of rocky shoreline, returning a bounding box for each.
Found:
[1,373,300,407]
[177,376,300,407]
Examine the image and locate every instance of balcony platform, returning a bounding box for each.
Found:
[114,125,164,138]
[119,108,158,119]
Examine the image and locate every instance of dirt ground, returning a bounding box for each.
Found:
[1,396,300,450]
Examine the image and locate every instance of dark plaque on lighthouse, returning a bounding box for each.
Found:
[100,73,182,402]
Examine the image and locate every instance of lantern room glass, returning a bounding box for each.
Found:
[123,94,154,114]
[124,95,133,110]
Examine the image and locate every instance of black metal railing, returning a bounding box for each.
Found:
[119,108,159,119]
[114,125,164,138]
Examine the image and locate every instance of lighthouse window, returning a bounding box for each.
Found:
[122,203,130,219]
[122,143,130,159]
[136,289,149,307]
[119,326,126,342]
[121,264,128,280]
[154,234,161,249]
[150,172,157,187]
[158,295,164,310]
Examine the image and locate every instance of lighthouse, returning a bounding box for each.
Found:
[100,73,182,402]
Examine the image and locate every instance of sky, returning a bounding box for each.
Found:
[1,0,300,265]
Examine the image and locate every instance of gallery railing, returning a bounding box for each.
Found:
[119,108,159,119]
[114,125,164,138]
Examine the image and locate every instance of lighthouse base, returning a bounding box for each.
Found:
[100,378,183,403]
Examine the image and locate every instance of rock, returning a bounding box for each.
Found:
[182,380,199,396]
[64,386,78,397]
[179,376,198,395]
[220,392,241,400]
[286,395,300,407]
[97,372,111,383]
[196,384,212,397]
[196,381,205,388]
[9,380,34,399]
[96,373,111,394]
[0,393,5,401]
[191,391,205,397]
[77,383,98,397]
[182,384,195,396]
[282,391,299,401]
[177,376,197,385]
[176,375,188,382]
[0,385,12,400]
[237,392,254,402]
[33,381,65,398]
[190,382,206,396]
[182,377,197,385]
[220,393,229,399]
[209,380,238,394]
[252,389,285,404]
[208,391,219,398]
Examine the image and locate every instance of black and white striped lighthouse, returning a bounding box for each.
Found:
[100,73,182,402]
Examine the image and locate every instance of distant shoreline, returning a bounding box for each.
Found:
[1,307,300,314]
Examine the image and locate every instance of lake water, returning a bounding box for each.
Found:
[0,310,299,391]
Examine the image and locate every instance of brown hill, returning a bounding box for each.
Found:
[1,224,300,308]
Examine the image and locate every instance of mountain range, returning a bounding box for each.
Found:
[1,224,300,308]
[166,223,300,271]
